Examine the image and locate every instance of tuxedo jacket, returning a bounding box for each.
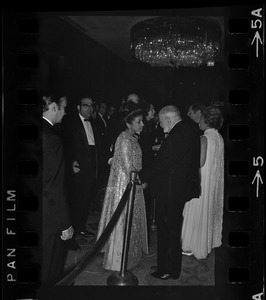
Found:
[151,121,165,146]
[42,119,70,234]
[185,115,203,138]
[139,120,201,207]
[91,113,107,138]
[62,114,101,180]
[139,120,155,168]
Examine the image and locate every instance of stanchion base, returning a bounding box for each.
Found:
[107,270,138,286]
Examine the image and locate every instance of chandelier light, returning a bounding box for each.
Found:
[130,17,221,68]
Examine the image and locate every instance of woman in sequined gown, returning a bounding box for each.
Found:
[181,106,224,259]
[96,102,149,271]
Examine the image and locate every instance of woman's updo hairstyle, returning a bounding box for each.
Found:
[202,106,224,130]
[121,100,143,125]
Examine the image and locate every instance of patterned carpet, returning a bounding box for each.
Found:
[63,215,215,286]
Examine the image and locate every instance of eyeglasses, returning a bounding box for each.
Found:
[81,104,94,109]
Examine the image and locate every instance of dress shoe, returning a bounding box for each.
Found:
[79,229,95,237]
[151,271,178,280]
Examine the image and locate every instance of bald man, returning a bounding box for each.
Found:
[139,105,200,280]
[126,93,140,103]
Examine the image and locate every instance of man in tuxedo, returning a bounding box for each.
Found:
[186,103,206,137]
[63,97,100,238]
[139,105,200,280]
[42,94,74,285]
[151,112,166,151]
[91,101,108,138]
[91,101,109,197]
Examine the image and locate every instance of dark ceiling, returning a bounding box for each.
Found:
[61,14,224,64]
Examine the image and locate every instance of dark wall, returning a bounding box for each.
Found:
[36,14,227,118]
[124,61,227,117]
[124,62,173,110]
[171,63,227,114]
[37,14,126,112]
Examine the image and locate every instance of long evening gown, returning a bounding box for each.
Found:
[96,131,149,271]
[181,128,224,259]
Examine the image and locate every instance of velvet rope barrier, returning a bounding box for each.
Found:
[56,180,133,286]
[107,170,138,285]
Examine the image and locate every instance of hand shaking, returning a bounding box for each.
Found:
[72,161,80,173]
[60,226,74,241]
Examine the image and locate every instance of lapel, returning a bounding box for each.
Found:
[168,120,183,137]
[77,116,90,148]
[75,115,99,177]
[80,117,99,151]
[43,118,55,134]
[98,113,107,127]
[73,115,94,153]
[156,120,183,155]
[91,125,99,146]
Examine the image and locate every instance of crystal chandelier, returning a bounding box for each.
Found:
[130,17,221,68]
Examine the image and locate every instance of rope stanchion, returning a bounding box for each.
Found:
[56,180,133,286]
[107,171,139,286]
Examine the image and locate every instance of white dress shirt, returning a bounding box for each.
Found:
[79,114,95,145]
[42,116,53,126]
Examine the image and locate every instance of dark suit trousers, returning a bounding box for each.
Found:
[155,197,184,277]
[72,170,95,232]
[42,230,67,285]
[144,187,153,244]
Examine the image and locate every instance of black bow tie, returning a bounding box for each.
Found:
[84,119,90,122]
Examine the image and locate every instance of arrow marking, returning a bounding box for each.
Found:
[251,31,263,58]
[252,170,263,197]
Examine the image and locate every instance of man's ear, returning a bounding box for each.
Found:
[50,102,58,112]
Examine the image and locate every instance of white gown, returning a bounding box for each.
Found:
[181,128,224,259]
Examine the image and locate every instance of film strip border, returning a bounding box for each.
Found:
[223,6,264,300]
[3,11,41,300]
[2,6,264,300]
